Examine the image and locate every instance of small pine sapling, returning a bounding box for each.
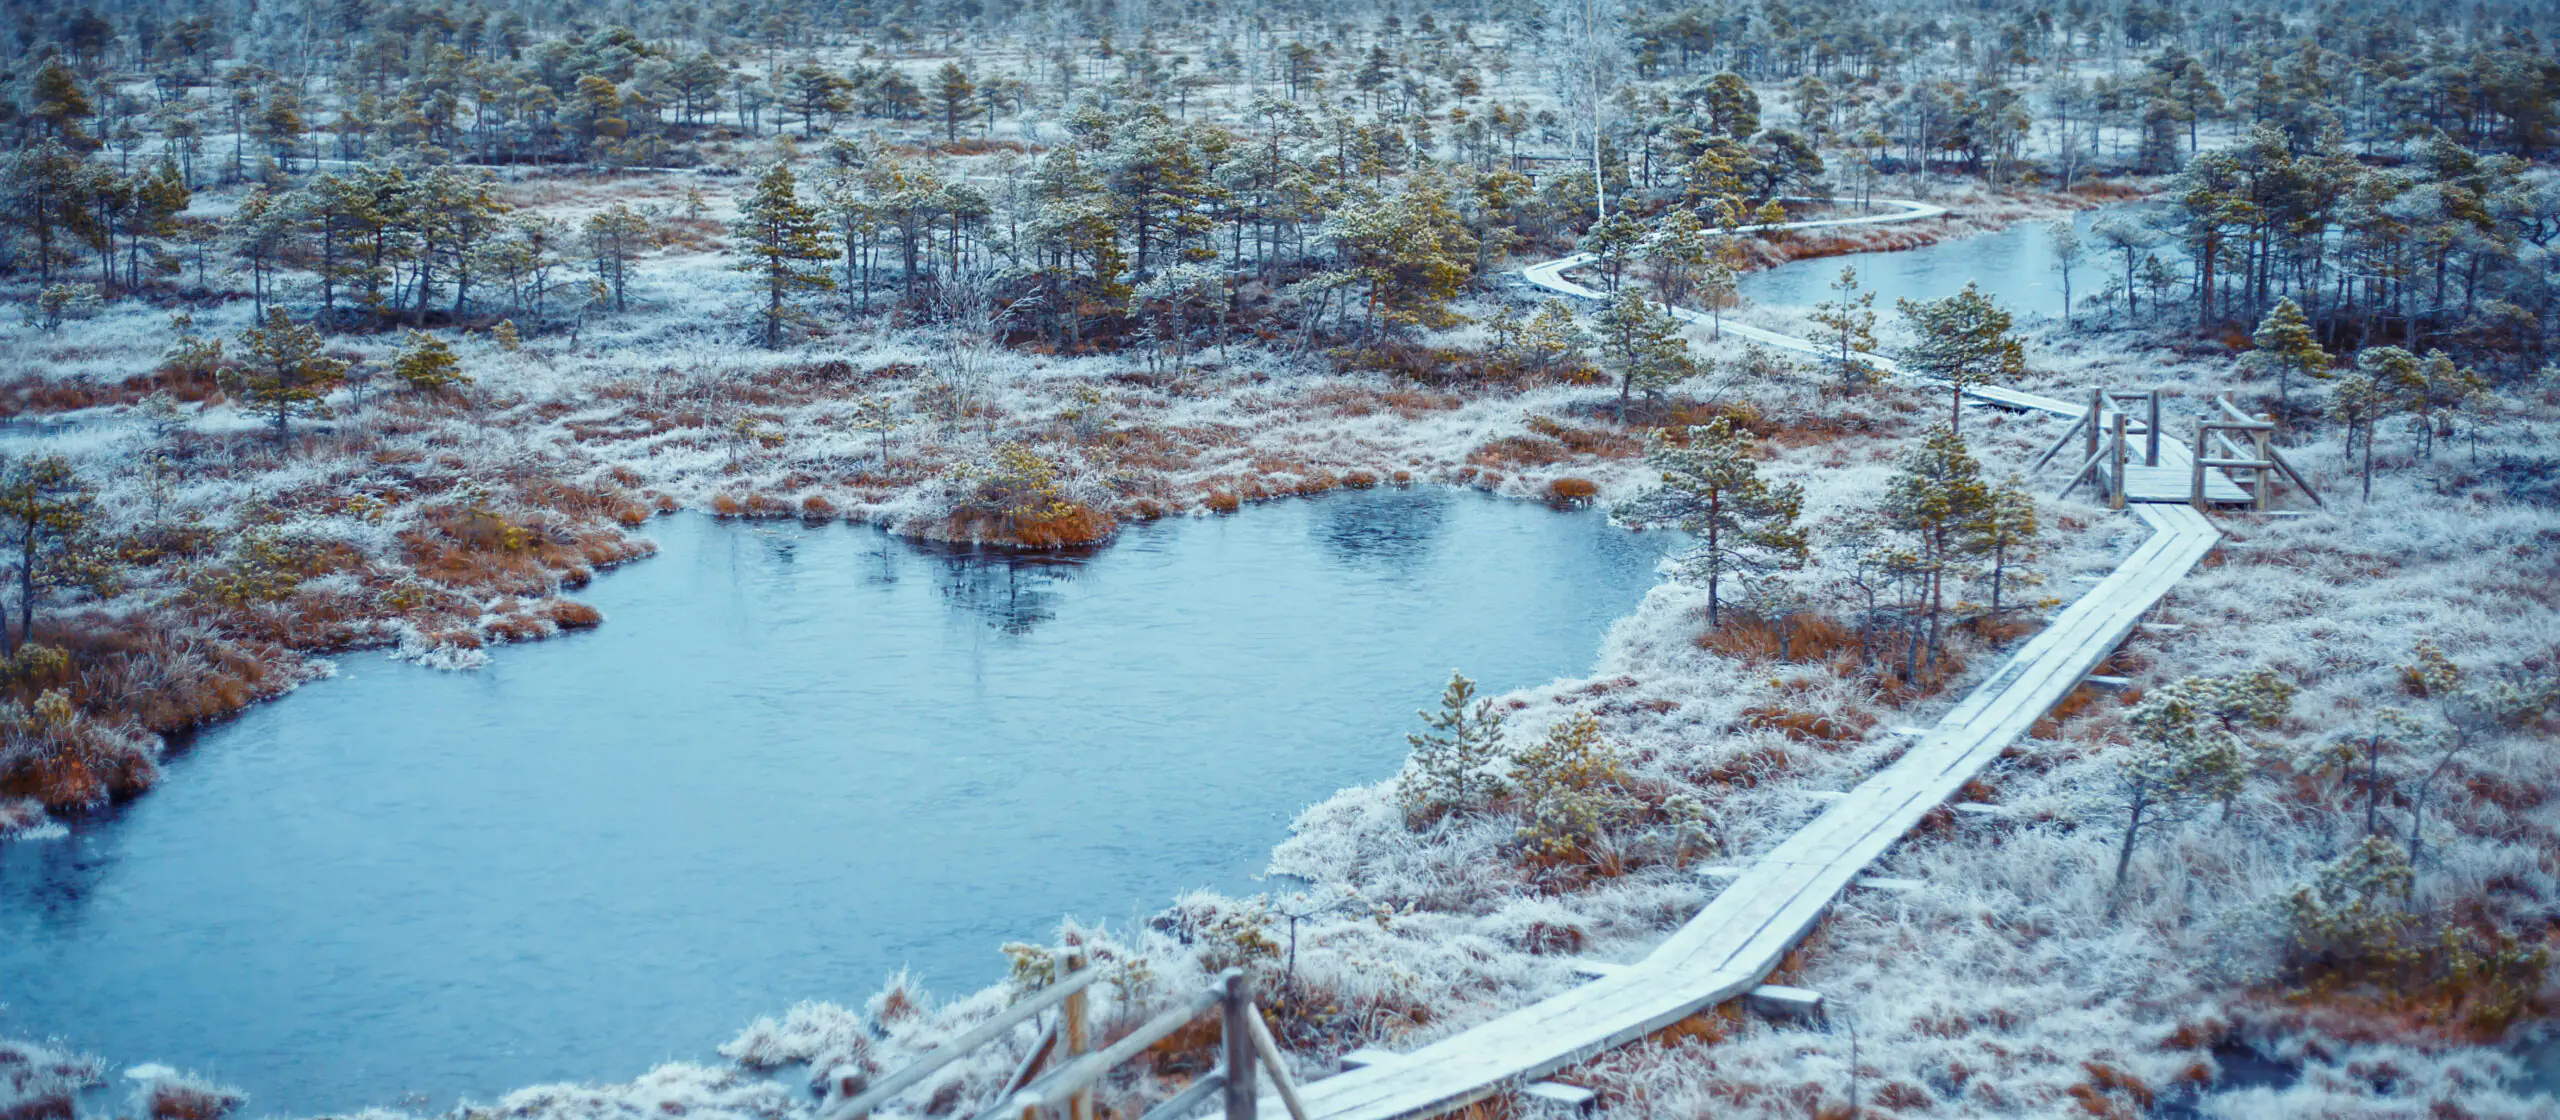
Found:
[1398,670,1508,827]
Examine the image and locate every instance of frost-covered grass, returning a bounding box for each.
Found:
[4,188,2551,1119]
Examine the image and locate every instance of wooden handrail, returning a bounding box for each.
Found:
[1011,974,1235,1113]
[829,966,1105,1120]
[1242,1004,1311,1120]
[1137,1075,1226,1120]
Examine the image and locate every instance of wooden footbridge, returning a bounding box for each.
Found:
[836,205,2317,1120]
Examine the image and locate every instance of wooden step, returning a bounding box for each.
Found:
[1746,984,1824,1020]
[1520,1082,1597,1112]
[1338,1047,1402,1071]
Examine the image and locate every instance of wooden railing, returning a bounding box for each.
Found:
[2193,396,2322,512]
[2041,387,2159,510]
[824,953,1310,1120]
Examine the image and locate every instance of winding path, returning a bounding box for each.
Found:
[1280,202,2234,1120]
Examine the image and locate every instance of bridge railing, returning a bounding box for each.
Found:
[2194,396,2323,512]
[824,953,1308,1120]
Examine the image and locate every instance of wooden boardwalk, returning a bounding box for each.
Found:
[1271,208,2234,1120]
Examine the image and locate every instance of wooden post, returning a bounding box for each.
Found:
[2190,420,2209,512]
[1061,951,1092,1120]
[2144,391,2161,466]
[2085,387,2103,467]
[1222,972,1256,1120]
[2253,421,2273,511]
[2108,413,2128,510]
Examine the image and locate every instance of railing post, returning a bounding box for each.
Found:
[1222,972,1257,1120]
[1061,950,1092,1120]
[2085,387,2103,467]
[2145,390,2161,467]
[2190,420,2209,512]
[2109,413,2128,510]
[2253,420,2273,512]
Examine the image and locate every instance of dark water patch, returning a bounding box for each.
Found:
[1,490,1672,1116]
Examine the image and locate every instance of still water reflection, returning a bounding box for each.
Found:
[1,489,1670,1116]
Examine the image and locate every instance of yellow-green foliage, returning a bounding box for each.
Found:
[1510,711,1633,860]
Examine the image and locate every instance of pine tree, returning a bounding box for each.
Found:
[934,62,977,143]
[1398,670,1508,826]
[1579,210,1646,292]
[1883,425,1991,669]
[1898,282,2026,433]
[1965,475,2041,617]
[583,203,649,312]
[0,455,97,654]
[2107,671,2289,916]
[779,63,851,138]
[730,163,838,348]
[1620,418,1809,627]
[1589,289,1693,420]
[2399,350,2484,459]
[231,308,348,443]
[2328,356,2396,501]
[2244,297,2329,414]
[1808,265,1879,387]
[1640,208,1713,312]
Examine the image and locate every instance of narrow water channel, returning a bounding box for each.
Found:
[0,489,1672,1115]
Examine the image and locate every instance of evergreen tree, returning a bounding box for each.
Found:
[2107,671,2289,916]
[779,63,851,138]
[1808,265,1879,386]
[0,455,98,654]
[1399,670,1508,826]
[1882,425,1990,669]
[934,63,977,143]
[231,308,348,442]
[729,163,838,348]
[582,203,649,312]
[1898,282,2026,432]
[2244,297,2329,414]
[1620,418,1809,627]
[1965,475,2041,617]
[1589,288,1693,420]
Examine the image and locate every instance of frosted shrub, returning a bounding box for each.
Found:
[0,1038,102,1120]
[719,1001,870,1077]
[0,688,161,812]
[1158,892,1281,975]
[1509,711,1636,864]
[129,1071,245,1120]
[2283,835,2550,1033]
[1397,670,1508,828]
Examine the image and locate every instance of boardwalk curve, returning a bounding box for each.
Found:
[1281,202,2232,1120]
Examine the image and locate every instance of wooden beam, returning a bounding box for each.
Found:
[1520,1083,1597,1112]
[831,964,1105,1120]
[1337,1049,1401,1071]
[2081,675,2133,692]
[1138,1075,1227,1120]
[1244,1002,1312,1120]
[1746,984,1825,1020]
[1223,972,1257,1120]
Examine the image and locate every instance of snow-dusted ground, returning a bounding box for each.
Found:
[3,172,2554,1119]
